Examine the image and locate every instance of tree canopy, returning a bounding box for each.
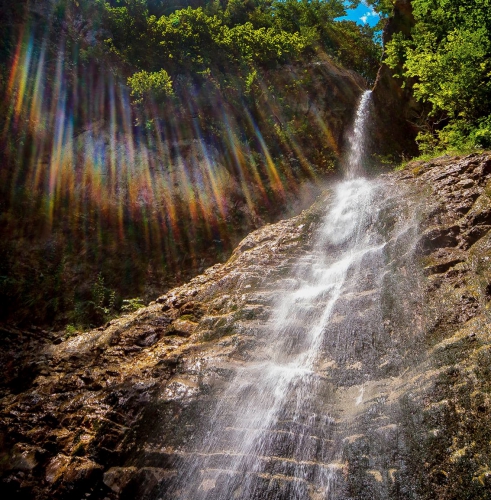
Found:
[385,0,491,151]
[99,0,382,92]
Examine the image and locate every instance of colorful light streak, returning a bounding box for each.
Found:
[2,20,343,283]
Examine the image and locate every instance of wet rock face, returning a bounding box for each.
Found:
[391,153,491,499]
[0,204,322,500]
[1,153,491,500]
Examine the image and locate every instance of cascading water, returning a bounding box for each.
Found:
[160,90,420,499]
[345,90,372,179]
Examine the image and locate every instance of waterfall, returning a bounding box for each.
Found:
[161,90,418,499]
[345,90,372,179]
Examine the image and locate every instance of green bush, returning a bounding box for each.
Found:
[415,116,491,156]
[90,273,117,325]
[128,69,174,103]
[65,324,79,339]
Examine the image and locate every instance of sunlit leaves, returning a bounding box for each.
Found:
[127,68,174,103]
[101,1,381,82]
[385,0,491,151]
[408,27,490,117]
[221,22,307,65]
[386,0,491,118]
[362,0,394,17]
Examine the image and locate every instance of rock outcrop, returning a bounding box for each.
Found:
[371,0,422,160]
[1,153,491,499]
[1,204,323,499]
[390,153,491,498]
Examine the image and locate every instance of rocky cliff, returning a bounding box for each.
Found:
[2,153,491,499]
[371,0,421,160]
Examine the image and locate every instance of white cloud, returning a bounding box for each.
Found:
[360,7,378,23]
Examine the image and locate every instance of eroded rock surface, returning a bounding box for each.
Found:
[389,153,491,499]
[0,200,323,499]
[1,153,491,500]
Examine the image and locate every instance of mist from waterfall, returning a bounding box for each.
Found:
[161,90,417,499]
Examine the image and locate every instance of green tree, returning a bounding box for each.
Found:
[271,0,346,34]
[385,0,491,150]
[325,20,382,83]
[101,0,154,68]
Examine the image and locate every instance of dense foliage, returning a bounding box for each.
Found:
[385,0,491,153]
[101,0,382,90]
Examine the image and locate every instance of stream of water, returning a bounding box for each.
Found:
[162,90,419,499]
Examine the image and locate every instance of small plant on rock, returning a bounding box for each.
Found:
[90,273,117,324]
[121,297,145,313]
[65,324,78,339]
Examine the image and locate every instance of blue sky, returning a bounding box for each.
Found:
[338,1,380,27]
